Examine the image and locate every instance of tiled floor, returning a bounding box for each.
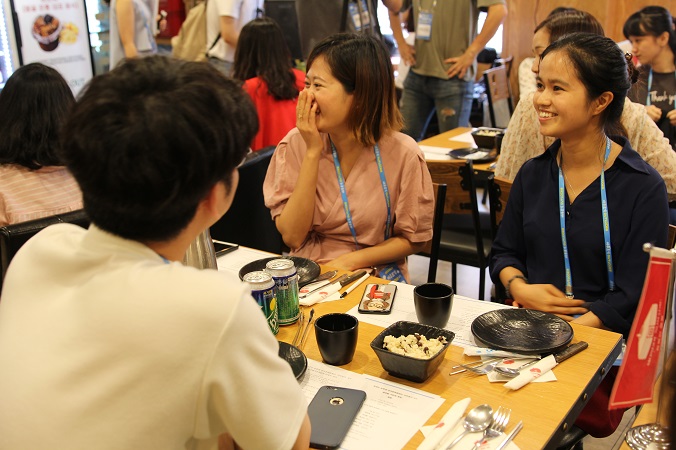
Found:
[407,254,638,449]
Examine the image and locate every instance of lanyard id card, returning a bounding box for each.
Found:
[416,10,433,41]
[348,2,362,31]
[359,0,371,27]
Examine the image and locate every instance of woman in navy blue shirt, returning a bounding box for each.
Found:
[490,33,669,339]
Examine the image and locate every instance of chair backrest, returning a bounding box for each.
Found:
[483,65,514,128]
[422,183,447,282]
[489,175,513,238]
[209,145,284,254]
[668,224,676,249]
[0,209,90,291]
[494,55,514,78]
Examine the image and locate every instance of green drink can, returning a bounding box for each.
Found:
[242,271,278,335]
[265,259,300,325]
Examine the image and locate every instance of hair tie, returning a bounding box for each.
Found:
[624,52,633,62]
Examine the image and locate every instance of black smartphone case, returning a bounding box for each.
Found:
[357,283,397,314]
[308,386,366,449]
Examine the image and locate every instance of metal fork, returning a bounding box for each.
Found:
[458,359,501,375]
[471,406,512,449]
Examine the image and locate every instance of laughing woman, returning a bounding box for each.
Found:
[490,32,669,437]
[263,33,434,282]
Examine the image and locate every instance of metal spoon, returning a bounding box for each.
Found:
[445,404,493,449]
[493,359,539,378]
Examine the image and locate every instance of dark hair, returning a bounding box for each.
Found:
[534,9,605,42]
[623,6,676,60]
[60,56,257,242]
[233,18,299,101]
[541,33,637,137]
[0,63,75,170]
[306,33,403,146]
[548,7,578,17]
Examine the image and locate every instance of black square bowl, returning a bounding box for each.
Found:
[471,127,505,149]
[370,321,455,383]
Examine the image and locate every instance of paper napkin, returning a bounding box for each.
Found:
[504,355,557,390]
[418,397,470,450]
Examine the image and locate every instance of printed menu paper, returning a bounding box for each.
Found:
[301,359,444,450]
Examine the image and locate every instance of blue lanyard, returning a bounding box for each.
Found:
[646,67,676,107]
[558,137,614,298]
[331,140,392,249]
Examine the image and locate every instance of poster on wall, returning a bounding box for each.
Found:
[9,0,93,95]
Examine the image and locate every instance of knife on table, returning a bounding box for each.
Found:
[300,270,367,306]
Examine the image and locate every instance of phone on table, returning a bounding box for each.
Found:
[308,386,366,450]
[357,283,397,314]
[212,240,239,257]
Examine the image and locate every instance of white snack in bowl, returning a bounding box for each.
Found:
[383,333,447,359]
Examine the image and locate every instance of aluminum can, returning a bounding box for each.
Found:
[265,259,300,325]
[243,271,278,335]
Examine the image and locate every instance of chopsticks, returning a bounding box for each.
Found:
[291,310,305,347]
[299,308,315,349]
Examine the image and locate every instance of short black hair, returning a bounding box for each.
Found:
[0,63,75,170]
[60,56,257,242]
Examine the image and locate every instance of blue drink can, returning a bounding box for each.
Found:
[243,271,278,335]
[265,259,300,325]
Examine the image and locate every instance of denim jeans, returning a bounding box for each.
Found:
[400,71,474,141]
[208,57,233,77]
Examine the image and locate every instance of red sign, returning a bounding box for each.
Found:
[609,251,674,409]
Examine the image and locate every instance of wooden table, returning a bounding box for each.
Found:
[278,272,623,450]
[419,127,498,172]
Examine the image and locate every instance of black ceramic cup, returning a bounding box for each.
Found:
[413,283,453,328]
[314,313,359,365]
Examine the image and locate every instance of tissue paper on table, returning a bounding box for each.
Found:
[504,355,557,390]
[299,291,341,306]
[417,397,470,450]
[487,358,557,384]
[463,345,537,359]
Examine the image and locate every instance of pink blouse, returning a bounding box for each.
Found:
[0,165,83,227]
[264,129,434,280]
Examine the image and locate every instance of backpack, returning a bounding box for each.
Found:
[171,0,219,62]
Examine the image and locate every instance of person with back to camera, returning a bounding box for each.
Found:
[0,63,82,227]
[233,17,305,151]
[495,10,676,201]
[0,56,311,450]
[490,32,669,437]
[624,6,676,150]
[263,33,434,283]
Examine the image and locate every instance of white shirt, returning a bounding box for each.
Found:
[0,224,306,450]
[206,0,262,62]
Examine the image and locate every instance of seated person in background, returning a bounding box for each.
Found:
[495,9,676,199]
[624,5,676,150]
[263,33,434,283]
[0,63,82,227]
[233,17,304,151]
[518,7,577,100]
[0,57,310,450]
[490,32,669,436]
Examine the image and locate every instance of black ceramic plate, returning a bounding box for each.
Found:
[448,148,497,163]
[471,309,574,354]
[278,341,308,381]
[239,256,320,287]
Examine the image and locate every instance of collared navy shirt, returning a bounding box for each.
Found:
[490,136,669,336]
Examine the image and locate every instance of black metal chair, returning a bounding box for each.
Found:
[209,145,284,254]
[427,160,492,299]
[0,209,90,292]
[419,183,447,282]
[483,64,514,128]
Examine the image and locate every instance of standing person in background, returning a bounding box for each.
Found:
[107,0,159,69]
[391,0,507,141]
[206,0,262,76]
[495,9,676,202]
[0,63,82,227]
[234,18,304,151]
[624,5,676,150]
[297,0,402,59]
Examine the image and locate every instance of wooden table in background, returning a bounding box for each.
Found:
[278,271,623,450]
[419,127,498,172]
